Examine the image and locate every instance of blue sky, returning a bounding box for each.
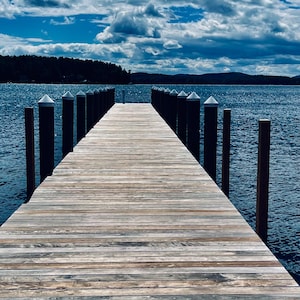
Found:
[1,0,300,76]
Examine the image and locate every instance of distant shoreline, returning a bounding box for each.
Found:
[130,72,300,85]
[0,55,299,85]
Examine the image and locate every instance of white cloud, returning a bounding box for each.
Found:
[0,33,24,47]
[1,0,300,75]
[0,0,21,18]
[163,40,182,50]
[145,46,163,56]
[50,16,75,25]
[96,6,162,43]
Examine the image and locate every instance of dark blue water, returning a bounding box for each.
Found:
[0,83,299,283]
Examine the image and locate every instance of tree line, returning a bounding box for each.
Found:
[2,55,299,85]
[0,55,131,84]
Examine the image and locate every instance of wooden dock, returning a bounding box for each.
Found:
[0,103,299,298]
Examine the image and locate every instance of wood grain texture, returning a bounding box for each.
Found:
[0,103,299,298]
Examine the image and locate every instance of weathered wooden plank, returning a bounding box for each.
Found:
[0,286,300,298]
[0,103,298,298]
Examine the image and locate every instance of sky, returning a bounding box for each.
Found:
[1,0,300,76]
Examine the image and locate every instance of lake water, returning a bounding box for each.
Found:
[0,83,299,283]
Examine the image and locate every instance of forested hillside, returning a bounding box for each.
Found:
[0,55,130,84]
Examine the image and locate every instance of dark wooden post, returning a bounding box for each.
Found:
[157,88,164,116]
[104,87,115,112]
[25,107,35,202]
[204,96,218,181]
[222,109,231,197]
[94,89,100,123]
[186,92,200,161]
[256,119,271,243]
[106,87,110,113]
[86,90,94,132]
[76,91,86,143]
[162,88,170,123]
[169,89,178,133]
[38,94,55,182]
[122,89,126,104]
[151,87,157,109]
[154,87,159,114]
[177,91,188,144]
[110,87,115,108]
[97,88,103,119]
[151,86,154,106]
[62,91,74,157]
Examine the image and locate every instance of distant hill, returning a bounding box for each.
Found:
[131,72,300,85]
[0,55,131,84]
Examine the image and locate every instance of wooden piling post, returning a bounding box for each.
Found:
[177,91,188,144]
[204,96,218,181]
[169,89,178,133]
[38,94,55,182]
[222,109,231,197]
[105,87,110,113]
[76,91,86,143]
[151,87,157,109]
[157,88,164,116]
[122,89,126,104]
[162,88,170,123]
[256,119,271,243]
[62,91,74,158]
[112,87,116,107]
[186,92,201,162]
[108,87,115,110]
[98,88,104,119]
[25,107,35,202]
[94,89,100,123]
[86,90,94,132]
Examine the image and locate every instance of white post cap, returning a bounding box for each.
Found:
[177,91,188,98]
[62,91,74,101]
[204,96,219,107]
[187,91,200,101]
[86,90,94,95]
[38,94,55,107]
[76,90,86,97]
[170,89,178,96]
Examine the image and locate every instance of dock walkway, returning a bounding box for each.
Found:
[0,103,299,298]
